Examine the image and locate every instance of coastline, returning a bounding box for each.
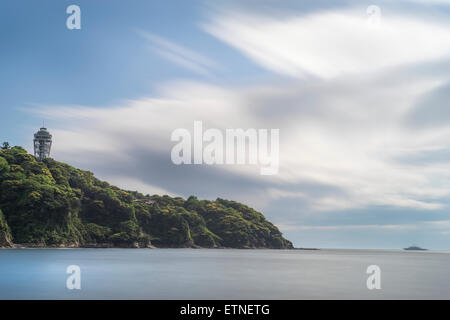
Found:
[1,243,314,250]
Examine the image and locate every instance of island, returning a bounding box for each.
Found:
[403,246,427,251]
[0,146,293,249]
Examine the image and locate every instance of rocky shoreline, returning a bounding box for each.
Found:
[1,243,302,249]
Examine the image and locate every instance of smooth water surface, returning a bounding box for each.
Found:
[0,248,449,299]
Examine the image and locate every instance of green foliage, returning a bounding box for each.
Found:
[0,147,293,248]
[1,142,9,150]
[85,223,112,243]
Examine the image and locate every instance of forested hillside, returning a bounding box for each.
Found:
[0,146,293,249]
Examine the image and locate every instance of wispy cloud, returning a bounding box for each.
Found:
[278,220,450,232]
[204,8,450,79]
[105,176,177,197]
[403,0,450,4]
[138,30,218,77]
[27,4,450,250]
[278,224,418,231]
[32,69,450,212]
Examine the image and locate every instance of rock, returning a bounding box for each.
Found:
[0,209,13,248]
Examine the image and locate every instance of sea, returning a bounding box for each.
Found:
[0,248,449,299]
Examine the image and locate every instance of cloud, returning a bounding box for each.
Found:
[403,0,450,4]
[105,176,177,197]
[278,224,418,231]
[405,82,450,129]
[203,8,450,79]
[32,67,450,213]
[278,219,450,234]
[27,4,450,237]
[138,30,218,77]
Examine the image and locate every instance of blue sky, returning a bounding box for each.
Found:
[2,0,450,249]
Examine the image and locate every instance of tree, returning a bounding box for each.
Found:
[1,142,10,150]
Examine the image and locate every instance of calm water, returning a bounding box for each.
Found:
[0,248,449,299]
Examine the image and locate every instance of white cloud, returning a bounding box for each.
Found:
[403,0,450,4]
[138,31,218,77]
[33,72,450,212]
[278,219,450,233]
[278,224,418,231]
[30,7,450,215]
[204,9,450,79]
[105,176,177,197]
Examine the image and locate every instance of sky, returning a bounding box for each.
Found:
[2,0,450,249]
